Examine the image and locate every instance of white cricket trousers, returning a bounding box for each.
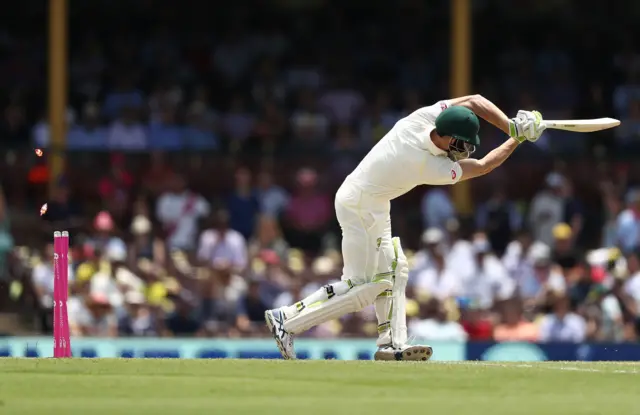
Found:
[334,180,395,285]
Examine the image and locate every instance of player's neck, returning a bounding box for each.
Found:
[430,130,450,152]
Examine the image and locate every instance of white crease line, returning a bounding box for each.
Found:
[436,361,639,374]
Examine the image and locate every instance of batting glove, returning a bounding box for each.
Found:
[509,116,533,143]
[516,110,544,142]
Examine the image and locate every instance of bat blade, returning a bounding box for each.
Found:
[541,118,620,133]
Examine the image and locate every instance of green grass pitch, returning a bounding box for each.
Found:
[0,359,638,414]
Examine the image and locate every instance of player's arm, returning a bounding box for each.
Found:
[457,137,520,181]
[448,95,510,134]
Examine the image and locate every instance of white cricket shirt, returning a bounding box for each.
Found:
[346,101,462,201]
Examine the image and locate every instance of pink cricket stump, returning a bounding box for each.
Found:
[61,231,71,357]
[53,231,72,358]
[53,231,62,357]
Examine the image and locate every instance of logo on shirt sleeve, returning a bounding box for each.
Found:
[451,169,457,180]
[440,102,448,111]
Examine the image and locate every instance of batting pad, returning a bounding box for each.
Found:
[284,279,393,335]
[390,237,409,347]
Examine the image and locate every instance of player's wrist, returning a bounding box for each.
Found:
[508,119,525,143]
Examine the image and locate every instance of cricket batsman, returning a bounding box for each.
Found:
[266,95,544,360]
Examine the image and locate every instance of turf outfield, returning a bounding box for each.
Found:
[0,359,638,415]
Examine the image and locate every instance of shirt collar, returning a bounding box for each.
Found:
[424,125,448,157]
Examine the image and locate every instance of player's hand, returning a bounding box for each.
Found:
[508,115,532,143]
[516,110,544,142]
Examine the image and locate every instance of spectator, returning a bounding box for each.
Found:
[460,306,495,342]
[551,223,580,272]
[199,259,247,333]
[148,101,183,150]
[600,271,627,342]
[331,124,361,180]
[413,243,462,301]
[409,298,468,342]
[129,213,160,262]
[141,151,174,196]
[461,235,514,310]
[41,178,84,232]
[67,102,108,149]
[273,276,304,310]
[608,257,639,340]
[32,108,75,149]
[475,187,522,256]
[68,293,118,338]
[236,278,271,333]
[444,219,476,284]
[197,209,248,272]
[283,168,332,253]
[539,294,587,343]
[421,188,455,232]
[90,241,145,309]
[256,170,289,218]
[102,75,145,120]
[0,102,29,150]
[502,229,535,279]
[519,242,566,310]
[156,173,210,252]
[290,89,330,146]
[494,299,539,342]
[255,249,290,300]
[0,186,13,280]
[98,153,134,223]
[211,27,254,85]
[250,58,287,106]
[223,94,256,153]
[411,227,446,278]
[118,291,156,337]
[318,75,365,124]
[529,172,566,247]
[600,183,623,247]
[227,167,260,240]
[184,101,219,150]
[623,251,640,332]
[561,179,585,246]
[163,296,203,337]
[248,215,289,264]
[616,99,640,145]
[616,189,640,253]
[86,211,127,257]
[359,91,399,146]
[567,261,597,310]
[107,106,147,150]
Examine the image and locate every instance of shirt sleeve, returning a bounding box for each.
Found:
[422,156,462,185]
[408,100,451,126]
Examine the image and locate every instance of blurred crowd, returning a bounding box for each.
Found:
[1,1,640,343]
[0,163,638,343]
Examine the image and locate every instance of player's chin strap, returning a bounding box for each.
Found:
[375,237,409,349]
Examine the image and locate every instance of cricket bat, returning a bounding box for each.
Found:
[541,117,620,133]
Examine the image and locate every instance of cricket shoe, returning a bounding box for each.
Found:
[374,344,433,362]
[265,308,296,360]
